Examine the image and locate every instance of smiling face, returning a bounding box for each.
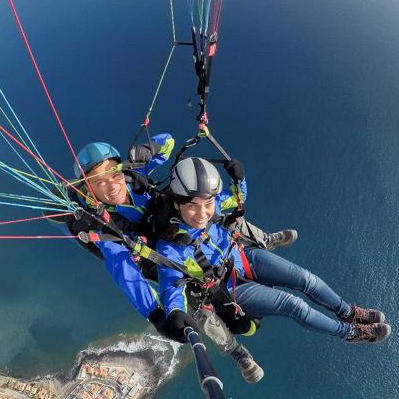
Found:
[176,196,215,229]
[86,159,129,205]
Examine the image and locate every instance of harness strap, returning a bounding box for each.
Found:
[239,246,254,281]
[193,244,214,278]
[230,269,238,315]
[76,224,200,283]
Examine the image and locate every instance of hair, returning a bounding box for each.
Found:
[150,191,190,241]
[173,194,194,205]
[85,156,121,176]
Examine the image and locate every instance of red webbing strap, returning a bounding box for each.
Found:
[239,246,254,281]
[230,269,238,315]
[77,231,121,244]
[208,42,217,57]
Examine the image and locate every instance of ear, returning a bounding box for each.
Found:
[174,202,180,211]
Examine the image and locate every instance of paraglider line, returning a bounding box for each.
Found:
[0,88,65,198]
[0,212,72,226]
[0,235,78,239]
[7,0,99,204]
[0,123,94,204]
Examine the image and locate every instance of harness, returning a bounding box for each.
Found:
[64,184,148,258]
[67,184,260,336]
[170,215,259,335]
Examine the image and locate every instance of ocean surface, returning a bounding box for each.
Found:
[1,1,399,398]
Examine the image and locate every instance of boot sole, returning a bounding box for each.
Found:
[279,230,298,246]
[243,368,264,384]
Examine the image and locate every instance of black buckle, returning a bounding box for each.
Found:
[73,207,85,220]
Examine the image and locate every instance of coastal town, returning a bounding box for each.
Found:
[0,362,147,399]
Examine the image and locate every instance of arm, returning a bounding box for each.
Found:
[132,133,175,177]
[215,159,247,213]
[95,240,160,319]
[44,196,106,260]
[157,239,200,343]
[156,240,188,315]
[216,177,247,213]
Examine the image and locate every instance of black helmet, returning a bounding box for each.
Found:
[171,157,223,197]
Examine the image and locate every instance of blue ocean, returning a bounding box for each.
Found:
[1,1,398,398]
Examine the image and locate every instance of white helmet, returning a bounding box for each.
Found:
[171,157,223,197]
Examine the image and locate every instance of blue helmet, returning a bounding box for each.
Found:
[73,142,121,178]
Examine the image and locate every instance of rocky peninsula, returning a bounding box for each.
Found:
[0,334,181,399]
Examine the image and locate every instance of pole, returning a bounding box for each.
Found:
[184,327,226,399]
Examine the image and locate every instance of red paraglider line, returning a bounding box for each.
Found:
[0,235,79,239]
[0,212,72,226]
[0,123,94,204]
[7,0,99,204]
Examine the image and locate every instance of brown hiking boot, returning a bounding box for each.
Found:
[231,345,264,384]
[345,323,391,344]
[266,229,298,251]
[339,305,385,324]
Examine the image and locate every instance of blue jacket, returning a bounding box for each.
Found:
[157,178,247,316]
[55,133,175,319]
[94,133,174,318]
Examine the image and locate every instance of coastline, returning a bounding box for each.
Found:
[0,334,182,399]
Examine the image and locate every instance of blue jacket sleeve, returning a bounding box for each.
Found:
[138,133,175,177]
[156,240,188,316]
[216,177,247,213]
[95,240,160,319]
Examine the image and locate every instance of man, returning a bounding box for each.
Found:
[50,134,175,336]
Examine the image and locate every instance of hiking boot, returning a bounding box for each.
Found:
[231,345,264,384]
[345,323,391,344]
[266,229,298,251]
[339,305,386,324]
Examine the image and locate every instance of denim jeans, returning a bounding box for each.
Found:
[234,248,353,339]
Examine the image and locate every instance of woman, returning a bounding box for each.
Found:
[157,157,391,354]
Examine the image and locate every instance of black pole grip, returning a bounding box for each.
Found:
[184,327,226,399]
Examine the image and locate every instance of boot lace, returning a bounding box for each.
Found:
[355,324,374,341]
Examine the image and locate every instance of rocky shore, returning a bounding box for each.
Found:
[0,334,181,399]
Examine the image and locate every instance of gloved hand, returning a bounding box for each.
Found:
[128,142,161,163]
[67,208,104,234]
[224,159,245,182]
[167,309,199,343]
[128,171,151,194]
[148,307,172,339]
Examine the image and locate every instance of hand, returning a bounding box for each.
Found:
[129,171,150,194]
[224,159,245,182]
[66,208,104,235]
[128,142,161,163]
[167,310,199,343]
[148,307,172,339]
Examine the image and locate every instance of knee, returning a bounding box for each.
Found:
[302,269,320,294]
[279,294,311,320]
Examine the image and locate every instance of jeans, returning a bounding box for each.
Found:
[234,248,353,339]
